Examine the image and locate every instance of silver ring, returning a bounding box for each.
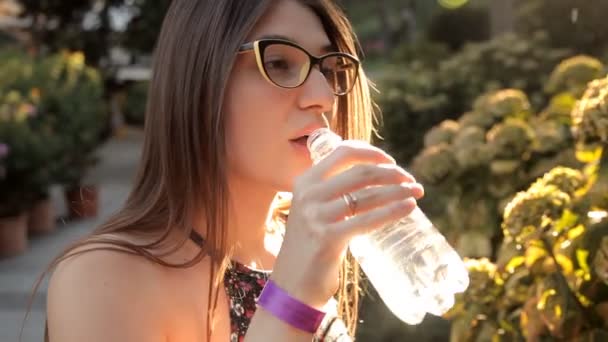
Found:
[342,192,358,217]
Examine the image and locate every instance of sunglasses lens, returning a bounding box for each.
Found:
[320,55,358,95]
[262,44,310,88]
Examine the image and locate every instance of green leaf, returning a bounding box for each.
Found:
[505,256,525,273]
[537,288,557,310]
[556,254,574,275]
[567,224,586,241]
[553,92,576,108]
[576,144,603,163]
[577,249,591,273]
[526,245,548,268]
[553,210,580,235]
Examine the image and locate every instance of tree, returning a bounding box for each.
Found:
[515,0,608,57]
[489,0,514,37]
[121,0,171,54]
[17,1,113,65]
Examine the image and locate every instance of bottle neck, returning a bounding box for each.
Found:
[307,128,343,164]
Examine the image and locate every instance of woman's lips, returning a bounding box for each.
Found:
[291,136,309,144]
[289,136,310,155]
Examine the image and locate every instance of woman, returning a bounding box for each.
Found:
[43,0,423,341]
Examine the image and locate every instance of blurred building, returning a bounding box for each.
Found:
[0,0,29,45]
[0,0,21,22]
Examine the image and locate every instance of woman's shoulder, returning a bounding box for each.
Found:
[48,236,173,294]
[46,238,185,341]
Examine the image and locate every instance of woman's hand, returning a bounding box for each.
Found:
[270,140,425,309]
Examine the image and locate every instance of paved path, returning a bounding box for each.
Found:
[0,128,143,342]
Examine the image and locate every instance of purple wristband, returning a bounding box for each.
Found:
[257,279,326,333]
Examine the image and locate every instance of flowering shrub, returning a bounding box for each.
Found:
[0,49,107,188]
[410,56,605,257]
[446,166,608,341]
[378,32,571,164]
[572,76,608,146]
[32,51,107,186]
[545,55,606,98]
[444,71,608,342]
[0,89,60,216]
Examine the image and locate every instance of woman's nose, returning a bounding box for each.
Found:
[297,67,335,113]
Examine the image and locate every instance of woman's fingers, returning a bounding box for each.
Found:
[318,183,424,222]
[329,197,418,242]
[291,139,425,245]
[301,141,397,183]
[313,163,417,201]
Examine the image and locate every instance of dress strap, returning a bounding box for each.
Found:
[189,229,205,248]
[188,230,223,261]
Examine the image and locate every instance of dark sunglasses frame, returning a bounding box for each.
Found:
[237,38,360,96]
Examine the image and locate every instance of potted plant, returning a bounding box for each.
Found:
[32,51,108,219]
[0,49,70,234]
[24,87,63,235]
[0,90,39,257]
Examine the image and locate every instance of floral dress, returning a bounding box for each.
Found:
[190,231,351,341]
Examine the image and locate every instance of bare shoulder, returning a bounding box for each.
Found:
[47,243,171,342]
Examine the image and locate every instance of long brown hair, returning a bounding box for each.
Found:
[26,0,379,340]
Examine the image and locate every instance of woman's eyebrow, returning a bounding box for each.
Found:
[256,34,336,53]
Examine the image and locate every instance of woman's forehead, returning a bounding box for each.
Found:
[247,0,333,55]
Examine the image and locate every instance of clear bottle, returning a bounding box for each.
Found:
[307,128,469,325]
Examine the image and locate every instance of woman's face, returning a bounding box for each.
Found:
[224,0,337,192]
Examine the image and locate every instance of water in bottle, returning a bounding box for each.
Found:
[307,128,469,325]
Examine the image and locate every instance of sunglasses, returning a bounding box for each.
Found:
[238,38,360,96]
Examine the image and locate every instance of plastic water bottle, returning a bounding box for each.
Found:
[307,128,469,325]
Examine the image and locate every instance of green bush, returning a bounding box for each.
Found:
[443,72,608,342]
[446,167,608,341]
[408,56,605,257]
[0,49,35,92]
[27,51,107,187]
[124,81,149,126]
[409,89,569,255]
[572,76,608,147]
[0,49,108,188]
[377,32,572,165]
[0,90,61,216]
[388,40,452,68]
[571,75,608,212]
[427,4,490,51]
[545,55,607,98]
[438,32,571,110]
[375,61,451,163]
[515,0,608,58]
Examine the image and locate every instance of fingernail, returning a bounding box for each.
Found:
[400,182,421,189]
[412,183,425,198]
[404,198,417,209]
[403,197,416,203]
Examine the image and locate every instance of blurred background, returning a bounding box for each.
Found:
[1,0,607,341]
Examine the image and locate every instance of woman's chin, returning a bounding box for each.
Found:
[273,173,303,193]
[275,180,295,193]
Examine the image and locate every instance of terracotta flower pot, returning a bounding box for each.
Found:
[27,198,56,235]
[0,212,28,258]
[65,185,99,219]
